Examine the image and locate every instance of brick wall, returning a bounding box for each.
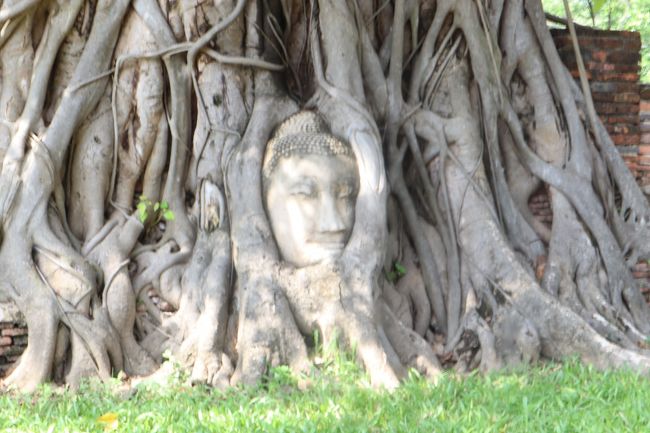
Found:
[641,85,650,193]
[529,28,649,298]
[551,28,641,148]
[0,323,27,377]
[0,301,26,377]
[530,27,643,219]
[636,86,650,300]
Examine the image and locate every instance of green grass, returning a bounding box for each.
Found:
[1,356,649,433]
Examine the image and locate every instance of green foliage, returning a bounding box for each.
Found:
[385,261,408,283]
[591,0,607,15]
[1,359,649,432]
[543,0,650,82]
[137,196,175,227]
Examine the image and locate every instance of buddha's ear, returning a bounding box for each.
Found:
[348,128,385,194]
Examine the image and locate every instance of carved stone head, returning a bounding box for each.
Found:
[263,111,359,267]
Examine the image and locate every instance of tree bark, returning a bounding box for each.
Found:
[1,0,649,391]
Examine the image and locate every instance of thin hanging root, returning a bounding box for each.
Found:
[561,0,599,142]
[187,0,247,128]
[0,0,40,24]
[418,25,456,98]
[202,49,284,70]
[403,122,464,337]
[388,142,447,332]
[109,0,265,206]
[424,34,462,107]
[1,0,82,186]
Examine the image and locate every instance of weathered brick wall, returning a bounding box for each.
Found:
[637,86,650,299]
[529,28,643,233]
[528,28,649,298]
[640,85,650,193]
[551,28,641,148]
[0,302,26,378]
[0,323,27,377]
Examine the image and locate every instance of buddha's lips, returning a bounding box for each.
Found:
[307,239,346,248]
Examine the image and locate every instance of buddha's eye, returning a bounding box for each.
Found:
[290,183,316,198]
[337,182,355,199]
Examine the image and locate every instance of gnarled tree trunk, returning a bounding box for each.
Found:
[1,0,649,391]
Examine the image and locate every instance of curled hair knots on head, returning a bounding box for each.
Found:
[262,111,355,181]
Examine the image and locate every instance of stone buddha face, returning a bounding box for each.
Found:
[263,111,359,268]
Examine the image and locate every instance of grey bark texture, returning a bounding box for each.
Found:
[1,0,650,391]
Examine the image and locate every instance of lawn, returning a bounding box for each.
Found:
[0,356,648,432]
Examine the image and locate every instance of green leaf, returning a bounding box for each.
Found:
[394,262,407,276]
[153,202,160,212]
[160,200,169,210]
[137,202,148,223]
[163,210,175,221]
[591,0,607,14]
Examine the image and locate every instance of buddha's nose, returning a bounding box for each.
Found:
[318,194,346,233]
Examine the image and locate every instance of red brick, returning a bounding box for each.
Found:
[592,50,607,62]
[607,114,639,123]
[638,145,650,155]
[593,71,640,81]
[592,82,639,93]
[607,125,634,135]
[612,134,640,145]
[641,134,650,145]
[607,50,642,65]
[569,70,592,80]
[595,102,640,114]
[641,101,650,112]
[584,61,617,72]
[573,36,640,51]
[592,92,640,104]
[1,327,27,337]
[0,345,25,357]
[0,336,11,346]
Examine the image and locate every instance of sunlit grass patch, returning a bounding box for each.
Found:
[1,358,648,432]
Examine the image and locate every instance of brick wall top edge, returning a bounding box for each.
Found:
[550,27,641,39]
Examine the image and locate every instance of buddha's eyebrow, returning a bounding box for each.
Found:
[287,177,317,190]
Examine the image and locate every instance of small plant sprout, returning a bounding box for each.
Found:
[386,261,407,283]
[137,195,175,226]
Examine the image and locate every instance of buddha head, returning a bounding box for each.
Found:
[263,111,359,268]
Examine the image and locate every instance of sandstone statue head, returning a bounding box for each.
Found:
[263,111,359,267]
